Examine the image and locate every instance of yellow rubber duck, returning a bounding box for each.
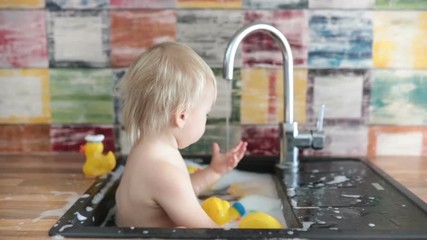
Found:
[187,165,202,174]
[202,196,246,225]
[80,134,116,177]
[202,196,284,229]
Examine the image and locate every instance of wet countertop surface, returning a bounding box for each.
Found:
[0,153,426,240]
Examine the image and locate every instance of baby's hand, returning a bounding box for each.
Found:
[210,141,247,175]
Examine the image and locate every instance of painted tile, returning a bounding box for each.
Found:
[118,127,132,155]
[0,124,50,152]
[309,0,374,9]
[373,11,427,69]
[0,0,44,8]
[370,70,427,125]
[243,10,308,67]
[111,10,176,67]
[181,124,242,155]
[243,0,308,9]
[368,126,427,156]
[50,125,115,152]
[309,10,373,68]
[112,68,127,125]
[0,69,50,124]
[177,0,241,9]
[305,124,368,156]
[242,124,279,156]
[50,69,114,124]
[47,10,110,68]
[177,10,243,68]
[110,0,175,8]
[0,10,48,68]
[376,0,427,10]
[241,68,307,124]
[307,69,370,125]
[46,0,108,9]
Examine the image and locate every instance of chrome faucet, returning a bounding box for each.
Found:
[223,23,325,169]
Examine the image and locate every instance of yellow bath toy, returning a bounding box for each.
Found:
[202,196,246,225]
[80,134,116,177]
[238,212,283,229]
[187,165,201,174]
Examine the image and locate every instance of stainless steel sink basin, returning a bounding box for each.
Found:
[49,156,427,239]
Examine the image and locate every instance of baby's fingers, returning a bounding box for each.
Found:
[236,142,247,159]
[231,141,245,153]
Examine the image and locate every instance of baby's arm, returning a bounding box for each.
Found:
[152,162,219,228]
[190,141,247,196]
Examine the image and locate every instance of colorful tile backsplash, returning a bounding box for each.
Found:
[1,0,427,157]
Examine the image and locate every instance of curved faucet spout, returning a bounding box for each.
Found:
[223,23,294,124]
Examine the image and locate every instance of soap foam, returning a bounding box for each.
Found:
[32,191,80,222]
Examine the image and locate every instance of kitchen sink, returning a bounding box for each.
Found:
[49,156,427,239]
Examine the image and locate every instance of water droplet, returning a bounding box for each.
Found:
[402,204,406,207]
[142,230,149,234]
[130,226,135,230]
[333,210,340,214]
[369,223,375,227]
[335,216,343,219]
[287,231,294,235]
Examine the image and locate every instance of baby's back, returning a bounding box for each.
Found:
[115,182,174,227]
[115,151,176,227]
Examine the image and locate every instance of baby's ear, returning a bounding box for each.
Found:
[173,106,188,128]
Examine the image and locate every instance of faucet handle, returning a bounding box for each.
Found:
[315,104,325,132]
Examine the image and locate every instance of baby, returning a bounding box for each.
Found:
[115,42,247,228]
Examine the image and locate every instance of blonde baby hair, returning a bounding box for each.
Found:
[118,42,217,144]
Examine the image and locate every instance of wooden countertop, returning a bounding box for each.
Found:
[0,153,426,239]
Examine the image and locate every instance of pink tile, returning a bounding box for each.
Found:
[243,10,308,67]
[50,125,115,152]
[0,10,48,68]
[242,125,279,156]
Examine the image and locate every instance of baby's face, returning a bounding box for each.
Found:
[180,83,215,148]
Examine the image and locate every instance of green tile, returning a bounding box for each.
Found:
[370,70,427,125]
[376,0,427,9]
[50,69,114,124]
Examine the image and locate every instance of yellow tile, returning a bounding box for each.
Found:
[0,69,50,123]
[240,68,307,124]
[414,13,427,69]
[0,0,44,8]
